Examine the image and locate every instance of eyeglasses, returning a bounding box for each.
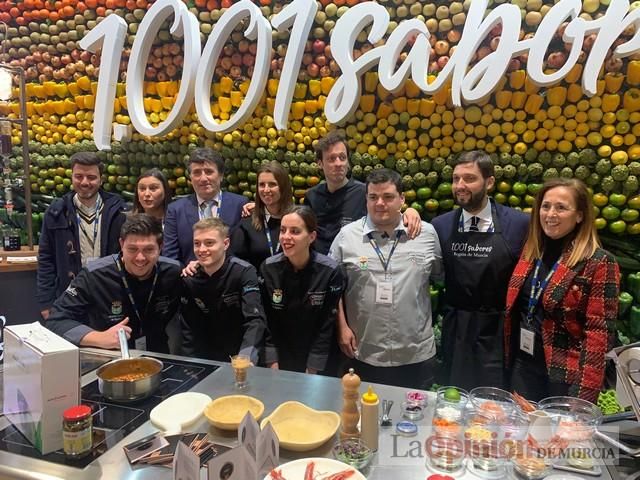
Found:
[540,202,575,214]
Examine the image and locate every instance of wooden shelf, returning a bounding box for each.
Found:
[0,246,38,272]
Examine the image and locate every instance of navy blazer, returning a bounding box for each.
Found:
[431,200,530,261]
[162,192,248,264]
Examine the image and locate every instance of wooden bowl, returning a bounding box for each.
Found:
[204,395,265,430]
[260,401,341,452]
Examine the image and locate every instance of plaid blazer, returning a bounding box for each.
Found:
[504,245,619,402]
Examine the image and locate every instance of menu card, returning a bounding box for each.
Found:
[173,441,200,480]
[238,411,260,459]
[256,422,279,478]
[207,446,256,480]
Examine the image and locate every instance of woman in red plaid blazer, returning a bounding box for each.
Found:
[504,178,620,402]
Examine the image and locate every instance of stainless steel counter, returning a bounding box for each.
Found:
[0,349,622,479]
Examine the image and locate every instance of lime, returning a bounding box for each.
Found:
[444,387,461,402]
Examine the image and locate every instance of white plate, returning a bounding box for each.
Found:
[150,392,211,434]
[263,457,366,479]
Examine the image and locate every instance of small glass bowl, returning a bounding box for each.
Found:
[469,387,516,420]
[401,401,425,421]
[332,438,373,470]
[537,396,602,443]
[511,453,552,480]
[406,390,428,408]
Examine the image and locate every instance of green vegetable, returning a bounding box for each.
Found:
[628,272,640,303]
[430,286,440,314]
[597,389,623,415]
[630,306,640,337]
[444,387,461,402]
[619,292,633,318]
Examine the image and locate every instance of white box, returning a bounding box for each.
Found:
[3,322,80,454]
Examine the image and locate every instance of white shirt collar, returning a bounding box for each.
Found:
[462,199,493,231]
[196,191,221,207]
[363,215,407,237]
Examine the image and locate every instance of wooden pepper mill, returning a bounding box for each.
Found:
[340,368,361,440]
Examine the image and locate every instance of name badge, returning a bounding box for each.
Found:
[135,335,147,351]
[375,281,393,304]
[520,328,535,355]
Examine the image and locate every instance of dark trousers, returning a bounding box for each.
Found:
[346,357,436,390]
[509,336,569,402]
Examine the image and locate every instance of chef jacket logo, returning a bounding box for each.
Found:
[358,256,368,270]
[272,289,283,304]
[308,291,326,306]
[194,298,208,312]
[111,301,123,315]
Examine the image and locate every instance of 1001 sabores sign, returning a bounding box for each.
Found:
[82,0,640,150]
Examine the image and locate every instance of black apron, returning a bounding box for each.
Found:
[441,201,516,390]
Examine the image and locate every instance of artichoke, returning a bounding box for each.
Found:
[542,168,560,181]
[595,159,612,175]
[611,165,630,182]
[527,162,544,178]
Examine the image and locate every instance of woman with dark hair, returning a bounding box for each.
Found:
[504,178,620,402]
[230,161,293,269]
[260,206,345,374]
[132,168,171,224]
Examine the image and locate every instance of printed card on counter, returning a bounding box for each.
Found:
[238,411,260,460]
[207,446,256,480]
[173,440,200,480]
[123,433,169,464]
[256,422,279,478]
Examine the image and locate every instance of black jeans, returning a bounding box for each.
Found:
[509,335,569,402]
[346,357,436,390]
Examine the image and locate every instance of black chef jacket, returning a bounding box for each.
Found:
[260,251,345,372]
[180,256,267,363]
[304,178,366,254]
[45,254,182,353]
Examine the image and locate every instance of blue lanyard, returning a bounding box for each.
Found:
[264,218,280,256]
[367,230,402,272]
[526,259,559,326]
[76,196,102,252]
[114,256,159,328]
[457,214,494,233]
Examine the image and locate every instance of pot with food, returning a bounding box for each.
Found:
[96,329,163,402]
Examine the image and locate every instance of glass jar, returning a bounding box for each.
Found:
[426,386,469,474]
[62,405,93,458]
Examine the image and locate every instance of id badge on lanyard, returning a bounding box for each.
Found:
[520,259,558,355]
[368,230,401,305]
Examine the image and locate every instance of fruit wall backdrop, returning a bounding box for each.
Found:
[2,0,640,340]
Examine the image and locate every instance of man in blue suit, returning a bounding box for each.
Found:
[431,151,529,391]
[163,148,248,265]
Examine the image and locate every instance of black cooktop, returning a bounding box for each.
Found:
[0,357,218,468]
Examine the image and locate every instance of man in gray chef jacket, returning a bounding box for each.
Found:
[431,151,529,390]
[330,169,443,389]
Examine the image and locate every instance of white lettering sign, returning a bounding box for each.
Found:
[85,0,640,150]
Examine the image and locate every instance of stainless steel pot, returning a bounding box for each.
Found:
[96,329,163,403]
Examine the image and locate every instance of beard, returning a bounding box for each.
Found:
[454,188,487,212]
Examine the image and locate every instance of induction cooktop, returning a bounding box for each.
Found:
[0,357,218,468]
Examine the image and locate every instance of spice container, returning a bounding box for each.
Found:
[401,401,425,421]
[62,405,93,458]
[406,391,428,408]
